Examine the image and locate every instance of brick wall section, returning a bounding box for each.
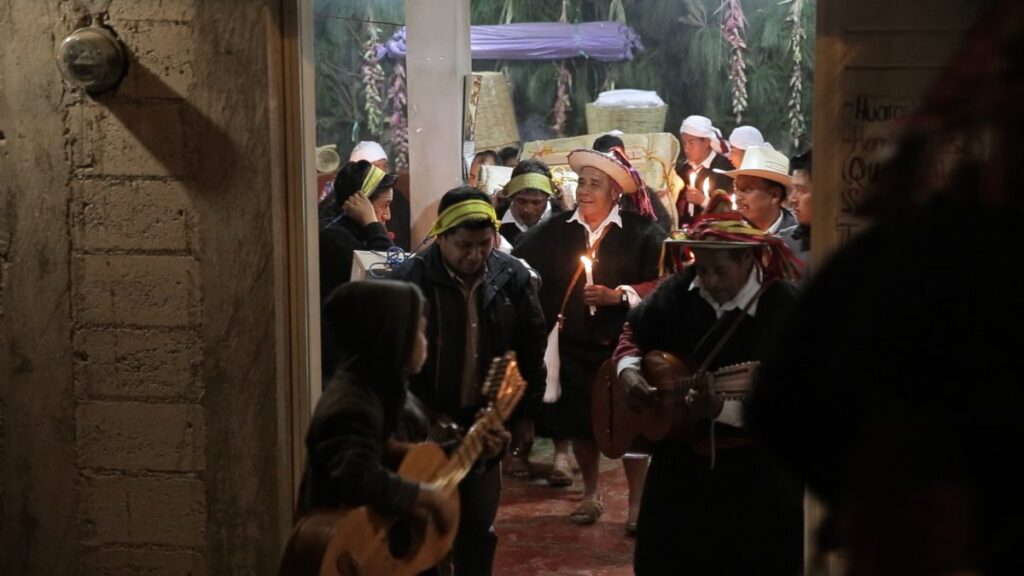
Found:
[2,1,290,574]
[66,1,209,572]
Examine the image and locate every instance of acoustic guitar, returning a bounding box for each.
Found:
[279,352,526,576]
[591,350,758,458]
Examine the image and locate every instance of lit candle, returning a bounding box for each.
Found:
[580,256,596,316]
[731,193,738,211]
[702,178,710,200]
[688,173,697,217]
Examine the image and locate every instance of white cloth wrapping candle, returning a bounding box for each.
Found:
[542,324,561,403]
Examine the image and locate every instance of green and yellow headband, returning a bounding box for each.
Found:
[428,199,500,238]
[504,173,555,197]
[360,165,387,196]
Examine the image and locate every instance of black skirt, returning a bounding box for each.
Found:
[542,337,612,440]
[634,443,804,576]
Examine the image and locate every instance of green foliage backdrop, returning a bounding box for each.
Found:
[314,0,814,161]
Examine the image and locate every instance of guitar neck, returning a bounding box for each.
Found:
[677,362,759,398]
[435,411,502,491]
[710,362,759,397]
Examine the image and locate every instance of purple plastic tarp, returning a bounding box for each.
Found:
[375,22,643,62]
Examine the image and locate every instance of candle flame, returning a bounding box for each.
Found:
[731,193,738,210]
[580,256,593,270]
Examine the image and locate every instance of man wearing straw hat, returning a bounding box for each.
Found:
[613,214,803,575]
[513,149,666,532]
[390,187,547,576]
[675,115,735,227]
[715,144,800,238]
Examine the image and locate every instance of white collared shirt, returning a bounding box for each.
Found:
[567,204,641,308]
[767,210,785,235]
[568,204,623,248]
[501,201,552,233]
[688,150,717,172]
[691,263,762,319]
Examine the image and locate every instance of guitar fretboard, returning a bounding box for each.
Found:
[431,357,525,494]
[676,362,759,396]
[434,411,503,491]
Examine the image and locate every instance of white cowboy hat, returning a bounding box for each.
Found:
[715,145,792,187]
[567,149,638,194]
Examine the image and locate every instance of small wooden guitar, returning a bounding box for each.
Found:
[279,352,526,576]
[591,350,758,458]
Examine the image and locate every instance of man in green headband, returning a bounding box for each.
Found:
[390,186,548,576]
[498,159,561,246]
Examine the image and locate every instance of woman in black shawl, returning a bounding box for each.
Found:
[318,161,400,380]
[318,160,398,302]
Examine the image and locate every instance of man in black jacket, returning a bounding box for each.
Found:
[614,215,803,575]
[390,187,547,576]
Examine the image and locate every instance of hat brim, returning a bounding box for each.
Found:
[713,168,792,187]
[567,149,639,194]
[665,239,761,250]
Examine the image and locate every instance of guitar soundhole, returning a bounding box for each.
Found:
[387,519,415,559]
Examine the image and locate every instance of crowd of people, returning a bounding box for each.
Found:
[302,112,821,575]
[292,2,1024,574]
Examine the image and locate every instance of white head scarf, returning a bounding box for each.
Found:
[728,126,766,151]
[679,115,728,155]
[349,141,388,163]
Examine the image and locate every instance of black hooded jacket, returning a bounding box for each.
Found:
[297,281,426,518]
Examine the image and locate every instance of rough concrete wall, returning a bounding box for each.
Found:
[1,1,288,575]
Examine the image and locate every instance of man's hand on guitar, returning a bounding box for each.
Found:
[619,367,659,411]
[479,424,511,461]
[685,387,724,420]
[415,483,457,535]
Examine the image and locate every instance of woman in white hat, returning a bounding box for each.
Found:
[676,115,736,226]
[347,140,412,250]
[727,125,766,168]
[513,149,666,533]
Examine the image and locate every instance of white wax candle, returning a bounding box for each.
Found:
[688,173,697,217]
[580,256,596,316]
[731,193,738,210]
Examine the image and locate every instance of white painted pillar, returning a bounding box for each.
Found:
[405,0,472,243]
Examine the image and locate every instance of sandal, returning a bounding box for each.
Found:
[570,497,604,525]
[547,458,573,487]
[503,454,531,479]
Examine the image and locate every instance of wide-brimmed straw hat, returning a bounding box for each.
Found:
[567,149,639,194]
[714,144,792,187]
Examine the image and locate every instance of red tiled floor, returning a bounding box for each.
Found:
[493,443,636,576]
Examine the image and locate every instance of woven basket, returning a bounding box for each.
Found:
[585,103,668,135]
[470,72,520,152]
